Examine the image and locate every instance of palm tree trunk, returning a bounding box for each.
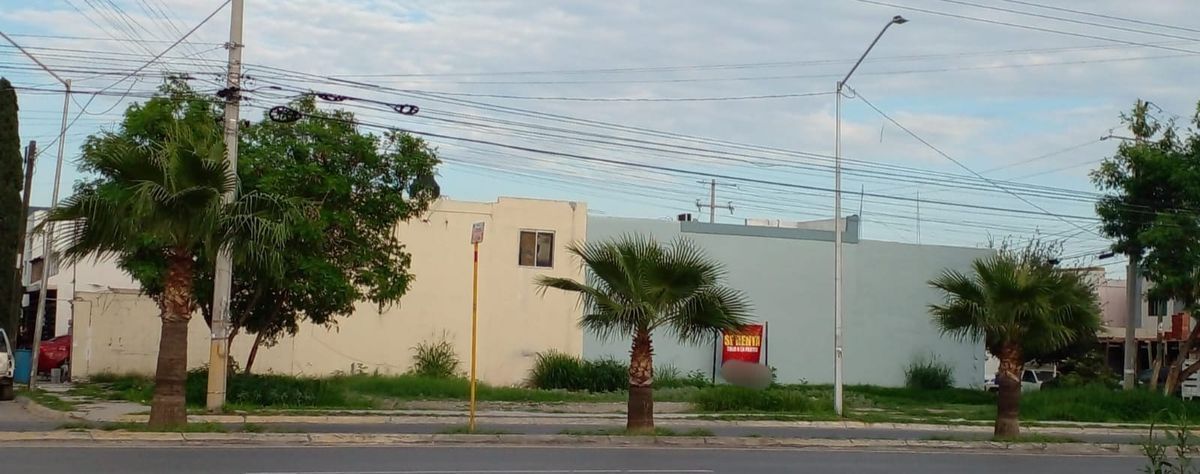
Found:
[627,329,654,434]
[148,252,194,429]
[244,331,265,375]
[994,343,1022,438]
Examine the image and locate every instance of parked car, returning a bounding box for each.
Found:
[984,369,1050,392]
[0,328,13,401]
[37,335,70,375]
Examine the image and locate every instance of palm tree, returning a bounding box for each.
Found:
[47,124,293,428]
[929,251,1100,438]
[537,235,752,432]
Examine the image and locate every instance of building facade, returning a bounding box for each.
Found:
[55,197,587,385]
[582,216,991,388]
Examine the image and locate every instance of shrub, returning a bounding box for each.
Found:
[410,338,462,379]
[656,365,710,389]
[584,358,628,393]
[692,385,822,412]
[904,358,954,390]
[529,352,627,392]
[529,351,587,390]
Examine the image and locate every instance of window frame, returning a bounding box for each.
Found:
[1149,297,1170,318]
[518,229,555,268]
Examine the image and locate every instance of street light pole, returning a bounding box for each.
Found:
[833,15,907,416]
[0,32,71,390]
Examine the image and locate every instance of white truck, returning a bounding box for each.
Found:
[0,328,13,400]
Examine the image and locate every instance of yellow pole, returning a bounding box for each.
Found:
[469,242,480,432]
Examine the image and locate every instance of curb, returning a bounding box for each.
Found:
[98,413,1152,437]
[0,430,1144,455]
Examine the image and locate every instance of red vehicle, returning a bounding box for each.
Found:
[37,335,70,374]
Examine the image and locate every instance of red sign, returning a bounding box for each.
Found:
[722,324,764,364]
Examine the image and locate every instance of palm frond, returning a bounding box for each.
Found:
[660,285,753,345]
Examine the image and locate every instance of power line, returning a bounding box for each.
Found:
[856,0,1200,55]
[999,0,1200,35]
[259,103,1104,222]
[846,86,1104,237]
[395,90,836,102]
[934,0,1200,43]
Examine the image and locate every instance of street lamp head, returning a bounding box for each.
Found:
[892,15,909,24]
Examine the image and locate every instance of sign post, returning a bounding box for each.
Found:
[468,222,485,432]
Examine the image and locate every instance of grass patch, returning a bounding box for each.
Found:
[558,427,714,437]
[18,388,78,411]
[1021,386,1197,423]
[436,425,514,435]
[56,421,229,433]
[692,385,833,414]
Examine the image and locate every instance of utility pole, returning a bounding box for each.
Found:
[695,179,734,223]
[1103,104,1148,391]
[207,0,244,412]
[29,79,69,390]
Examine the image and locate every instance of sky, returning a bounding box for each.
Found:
[2,0,1198,277]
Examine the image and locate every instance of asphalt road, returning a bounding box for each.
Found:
[0,445,1143,473]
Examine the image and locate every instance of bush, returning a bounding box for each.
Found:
[585,358,628,393]
[529,351,587,390]
[656,365,710,389]
[904,358,954,390]
[692,385,826,413]
[410,338,462,379]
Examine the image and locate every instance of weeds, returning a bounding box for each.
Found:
[411,338,462,379]
[904,358,954,391]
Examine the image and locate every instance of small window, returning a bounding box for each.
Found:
[1150,298,1170,317]
[519,231,554,267]
[1022,370,1037,383]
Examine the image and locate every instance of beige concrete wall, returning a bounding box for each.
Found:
[69,197,587,386]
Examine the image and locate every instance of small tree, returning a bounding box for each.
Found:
[1092,100,1200,394]
[537,235,752,432]
[929,246,1100,437]
[0,78,21,338]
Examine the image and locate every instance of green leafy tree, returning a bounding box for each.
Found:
[0,78,21,339]
[537,236,752,433]
[929,247,1100,438]
[1092,100,1200,393]
[48,86,296,428]
[119,93,440,373]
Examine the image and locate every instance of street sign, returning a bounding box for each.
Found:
[471,222,485,244]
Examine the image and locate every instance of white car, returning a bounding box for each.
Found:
[983,369,1048,393]
[0,328,13,401]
